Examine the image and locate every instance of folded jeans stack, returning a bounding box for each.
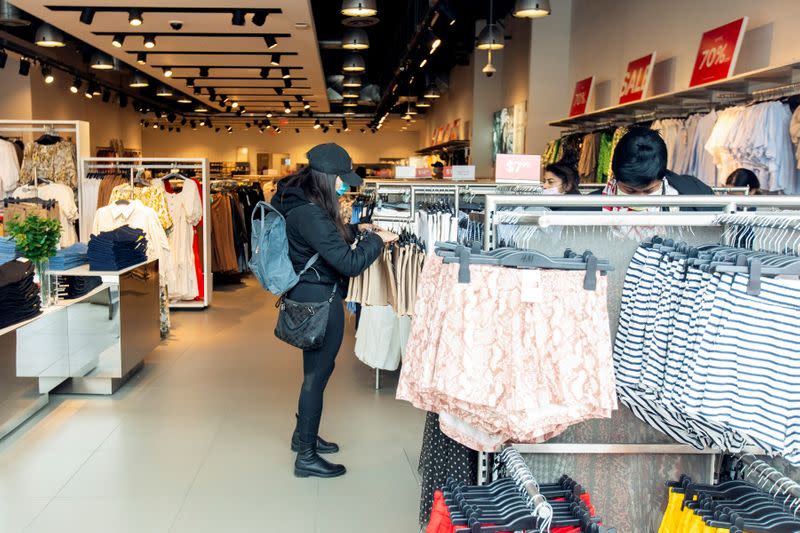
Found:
[0,236,20,264]
[49,242,89,271]
[87,226,148,271]
[63,276,103,299]
[0,259,41,329]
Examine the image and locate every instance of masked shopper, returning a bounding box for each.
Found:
[541,163,581,195]
[271,143,398,478]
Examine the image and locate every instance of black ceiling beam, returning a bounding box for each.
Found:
[93,32,291,38]
[151,65,303,69]
[46,6,282,15]
[174,77,308,82]
[193,85,312,89]
[126,51,298,56]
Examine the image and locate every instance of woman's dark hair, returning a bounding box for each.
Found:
[545,163,581,194]
[611,128,668,188]
[280,167,353,243]
[726,168,760,191]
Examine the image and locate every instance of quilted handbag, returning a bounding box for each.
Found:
[274,284,337,350]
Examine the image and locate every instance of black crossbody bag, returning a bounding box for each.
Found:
[274,283,337,350]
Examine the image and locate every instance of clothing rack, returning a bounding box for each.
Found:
[737,453,800,507]
[80,157,212,309]
[497,447,554,528]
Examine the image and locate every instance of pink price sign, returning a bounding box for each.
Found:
[495,154,541,183]
[689,17,749,87]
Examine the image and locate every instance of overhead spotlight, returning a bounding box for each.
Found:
[177,97,192,104]
[284,79,292,88]
[190,120,197,130]
[343,99,358,107]
[313,119,321,129]
[160,125,165,130]
[424,83,441,98]
[17,58,29,76]
[336,128,341,134]
[225,106,232,113]
[199,66,209,77]
[180,117,187,126]
[143,121,149,128]
[281,67,291,79]
[344,109,355,116]
[252,10,269,27]
[264,35,278,49]
[420,58,428,68]
[295,128,300,133]
[416,99,431,108]
[193,87,201,95]
[41,65,54,84]
[162,67,173,77]
[270,54,280,66]
[186,78,195,88]
[226,125,233,133]
[156,85,173,97]
[342,88,359,99]
[215,128,220,133]
[70,77,81,94]
[266,111,273,118]
[236,108,244,116]
[342,28,369,50]
[119,93,128,108]
[264,119,272,128]
[245,122,251,129]
[84,84,94,99]
[102,89,111,102]
[231,101,239,109]
[129,9,143,27]
[90,52,114,70]
[0,48,6,69]
[328,120,335,126]
[137,52,147,65]
[258,127,265,133]
[476,23,504,50]
[143,35,156,49]
[274,87,284,96]
[153,123,159,129]
[360,128,366,133]
[231,9,246,26]
[428,33,442,54]
[322,126,329,133]
[341,0,377,17]
[195,104,209,112]
[343,75,362,88]
[274,127,281,133]
[283,101,291,113]
[303,101,311,110]
[294,95,303,102]
[260,67,271,79]
[35,24,66,47]
[343,53,365,73]
[79,7,95,25]
[513,0,551,18]
[111,33,125,48]
[199,119,206,126]
[342,120,349,131]
[130,73,149,88]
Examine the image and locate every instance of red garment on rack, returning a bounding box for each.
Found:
[426,490,512,533]
[163,178,205,301]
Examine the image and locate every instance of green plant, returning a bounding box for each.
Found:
[6,215,61,263]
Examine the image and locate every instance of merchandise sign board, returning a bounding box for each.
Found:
[569,76,594,117]
[450,165,476,181]
[495,154,541,184]
[394,165,415,178]
[619,53,656,104]
[416,167,432,178]
[689,17,749,87]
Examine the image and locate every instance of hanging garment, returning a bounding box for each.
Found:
[210,192,240,273]
[19,140,78,189]
[162,178,202,301]
[596,131,614,183]
[685,110,718,185]
[577,132,600,182]
[0,138,20,197]
[3,198,61,226]
[96,175,128,209]
[13,183,78,248]
[109,183,173,231]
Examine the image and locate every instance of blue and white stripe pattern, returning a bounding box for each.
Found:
[614,243,800,463]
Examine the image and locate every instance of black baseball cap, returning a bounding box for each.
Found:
[307,143,362,186]
[432,161,444,168]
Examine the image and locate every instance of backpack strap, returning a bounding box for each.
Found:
[297,253,320,280]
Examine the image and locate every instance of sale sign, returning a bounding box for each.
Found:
[619,53,656,104]
[569,76,594,117]
[689,17,749,87]
[495,154,541,184]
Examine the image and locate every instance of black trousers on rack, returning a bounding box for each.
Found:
[289,282,345,443]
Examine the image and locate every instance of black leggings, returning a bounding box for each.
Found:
[289,282,344,443]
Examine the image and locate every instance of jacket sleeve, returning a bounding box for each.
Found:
[294,205,384,278]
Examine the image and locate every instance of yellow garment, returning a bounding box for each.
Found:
[109,184,173,231]
[658,489,684,533]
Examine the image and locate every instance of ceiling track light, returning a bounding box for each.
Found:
[231,9,246,26]
[41,65,54,84]
[79,7,95,25]
[186,78,195,87]
[294,95,303,102]
[90,52,114,70]
[17,58,29,77]
[264,35,278,49]
[162,66,173,77]
[143,34,156,49]
[284,79,292,88]
[343,75,362,88]
[111,33,125,48]
[259,67,271,79]
[129,72,149,88]
[281,67,290,79]
[270,54,281,66]
[313,119,321,129]
[252,10,268,26]
[342,53,365,73]
[342,28,369,50]
[513,0,551,18]
[274,87,283,96]
[70,77,81,94]
[303,101,311,110]
[35,23,66,48]
[341,0,377,17]
[199,67,209,78]
[283,101,291,113]
[137,52,147,65]
[102,89,111,103]
[193,86,201,95]
[129,9,143,27]
[231,101,239,108]
[266,111,273,118]
[0,48,6,69]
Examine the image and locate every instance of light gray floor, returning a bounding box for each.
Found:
[0,278,425,532]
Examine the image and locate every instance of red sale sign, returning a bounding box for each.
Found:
[569,76,594,117]
[689,17,749,87]
[619,53,656,104]
[495,154,541,184]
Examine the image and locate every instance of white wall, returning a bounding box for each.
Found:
[142,127,420,172]
[0,58,33,120]
[421,59,475,148]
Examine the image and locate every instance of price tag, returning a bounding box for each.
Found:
[689,17,749,87]
[451,165,476,181]
[569,76,594,117]
[394,165,415,179]
[415,167,432,178]
[520,270,543,303]
[619,53,656,104]
[495,154,541,184]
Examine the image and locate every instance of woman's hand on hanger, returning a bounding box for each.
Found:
[358,223,376,232]
[375,230,399,244]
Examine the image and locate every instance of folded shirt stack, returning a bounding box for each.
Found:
[63,275,103,299]
[0,236,20,264]
[0,258,41,329]
[87,226,148,272]
[49,243,89,271]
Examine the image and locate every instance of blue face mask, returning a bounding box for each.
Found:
[336,182,349,197]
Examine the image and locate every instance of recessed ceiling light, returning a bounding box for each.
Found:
[35,24,66,47]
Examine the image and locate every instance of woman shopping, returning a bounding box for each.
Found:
[272,143,398,479]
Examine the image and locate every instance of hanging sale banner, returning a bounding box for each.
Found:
[569,76,594,117]
[689,17,749,87]
[619,53,656,104]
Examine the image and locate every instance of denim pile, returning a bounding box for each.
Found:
[63,276,103,299]
[0,236,20,264]
[0,258,41,329]
[88,226,147,271]
[49,243,89,271]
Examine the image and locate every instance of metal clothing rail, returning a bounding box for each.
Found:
[80,157,212,309]
[738,453,800,507]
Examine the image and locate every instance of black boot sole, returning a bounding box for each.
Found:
[294,467,346,478]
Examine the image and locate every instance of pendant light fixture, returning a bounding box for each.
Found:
[129,72,149,88]
[341,0,377,17]
[513,0,551,18]
[342,28,369,50]
[156,85,173,97]
[177,97,192,104]
[342,53,365,73]
[343,99,358,107]
[0,0,29,27]
[90,52,114,70]
[476,0,504,50]
[35,24,66,47]
[423,83,441,99]
[195,104,208,112]
[129,9,143,27]
[416,98,431,108]
[342,88,360,99]
[41,65,54,84]
[343,75,362,88]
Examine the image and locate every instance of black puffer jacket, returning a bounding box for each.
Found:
[271,180,383,288]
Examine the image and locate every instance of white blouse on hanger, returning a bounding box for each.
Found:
[161,178,202,301]
[0,139,20,197]
[13,182,78,248]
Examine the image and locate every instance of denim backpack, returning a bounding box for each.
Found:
[249,201,318,295]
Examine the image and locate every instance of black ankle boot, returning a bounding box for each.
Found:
[294,438,346,478]
[291,415,339,454]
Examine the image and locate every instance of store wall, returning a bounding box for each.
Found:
[142,127,420,172]
[420,58,475,149]
[568,0,800,109]
[0,58,33,120]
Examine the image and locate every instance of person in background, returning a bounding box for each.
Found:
[542,163,581,195]
[431,161,444,179]
[726,168,761,195]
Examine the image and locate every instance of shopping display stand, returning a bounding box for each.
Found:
[79,157,212,309]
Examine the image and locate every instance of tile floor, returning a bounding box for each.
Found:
[0,278,425,532]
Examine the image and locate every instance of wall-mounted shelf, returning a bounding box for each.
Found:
[550,60,800,130]
[416,140,471,156]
